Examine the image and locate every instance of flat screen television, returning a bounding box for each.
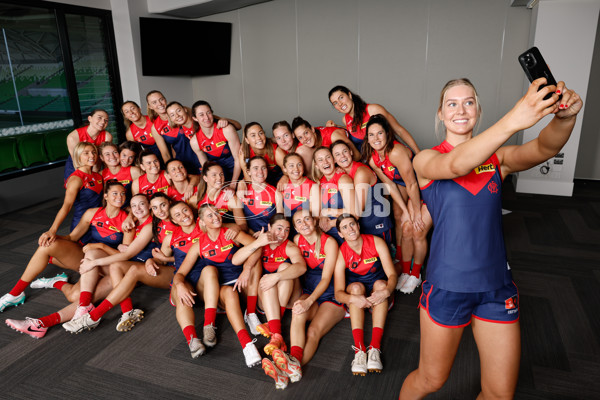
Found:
[139,17,232,76]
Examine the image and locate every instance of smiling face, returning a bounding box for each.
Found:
[203,165,225,189]
[293,124,316,148]
[122,102,142,123]
[248,158,268,184]
[329,90,354,115]
[331,142,353,169]
[366,122,387,152]
[199,205,222,230]
[104,184,126,209]
[192,105,214,129]
[140,154,161,174]
[147,92,167,115]
[167,104,189,126]
[338,216,360,241]
[245,124,267,150]
[273,126,294,152]
[438,84,479,137]
[283,155,305,182]
[166,160,188,182]
[130,195,150,221]
[88,110,109,132]
[269,219,291,243]
[293,209,316,237]
[120,149,136,167]
[169,203,195,227]
[150,196,170,220]
[79,145,98,168]
[100,145,119,167]
[314,148,334,176]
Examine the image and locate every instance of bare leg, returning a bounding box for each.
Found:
[220,285,245,333]
[105,263,173,305]
[171,282,196,332]
[370,280,389,329]
[198,266,219,309]
[347,282,366,331]
[20,239,83,282]
[412,203,432,266]
[302,302,345,365]
[290,294,316,350]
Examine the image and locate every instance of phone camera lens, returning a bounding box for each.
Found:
[525,54,536,68]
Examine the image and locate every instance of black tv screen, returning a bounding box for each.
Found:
[139,17,232,76]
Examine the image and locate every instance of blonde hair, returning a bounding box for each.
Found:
[435,78,482,142]
[311,146,331,181]
[72,141,97,169]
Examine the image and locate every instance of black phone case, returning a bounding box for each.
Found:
[518,47,561,101]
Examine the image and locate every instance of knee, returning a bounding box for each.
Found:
[201,266,218,280]
[418,370,448,394]
[347,282,365,295]
[372,280,388,292]
[306,325,322,342]
[402,222,414,238]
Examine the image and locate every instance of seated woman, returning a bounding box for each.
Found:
[275,152,319,219]
[312,146,357,244]
[122,100,171,164]
[3,182,132,335]
[239,122,285,187]
[0,142,104,312]
[237,156,277,236]
[165,159,198,205]
[99,142,142,207]
[334,214,397,376]
[164,101,205,175]
[363,114,431,293]
[272,120,300,155]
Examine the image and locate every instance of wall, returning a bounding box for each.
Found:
[192,0,532,151]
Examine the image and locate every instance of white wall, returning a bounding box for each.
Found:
[192,0,531,151]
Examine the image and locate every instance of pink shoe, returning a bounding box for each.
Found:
[73,304,95,320]
[6,318,48,339]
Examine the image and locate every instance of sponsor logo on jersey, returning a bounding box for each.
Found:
[108,225,119,232]
[284,192,291,200]
[327,188,338,194]
[216,141,226,147]
[387,166,395,172]
[295,196,306,202]
[275,257,287,262]
[158,186,169,192]
[318,253,326,259]
[505,294,518,310]
[364,257,378,264]
[192,238,199,244]
[475,163,496,174]
[205,145,213,152]
[260,201,273,206]
[221,243,233,252]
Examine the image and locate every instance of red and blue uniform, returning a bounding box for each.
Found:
[340,234,386,293]
[240,183,277,233]
[262,240,290,274]
[171,223,204,285]
[68,170,103,241]
[347,161,393,243]
[131,116,162,161]
[198,190,234,223]
[130,216,158,262]
[167,184,198,202]
[102,166,135,207]
[344,106,371,152]
[419,140,518,327]
[197,227,241,285]
[138,171,169,197]
[315,126,346,148]
[319,171,347,244]
[64,127,107,182]
[88,208,129,248]
[248,143,283,186]
[298,233,338,305]
[195,124,235,181]
[157,119,202,174]
[282,178,315,217]
[157,219,177,245]
[371,141,413,187]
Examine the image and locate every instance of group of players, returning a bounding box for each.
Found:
[0,78,582,399]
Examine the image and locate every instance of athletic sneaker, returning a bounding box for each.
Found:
[5,317,47,339]
[244,311,261,336]
[400,275,422,294]
[264,333,287,356]
[396,273,410,291]
[367,346,383,373]
[203,324,217,348]
[116,309,144,332]
[189,337,206,358]
[262,358,289,389]
[256,322,272,338]
[0,292,25,312]
[243,339,261,368]
[30,273,68,289]
[73,304,95,320]
[351,347,368,376]
[63,313,101,334]
[272,349,302,383]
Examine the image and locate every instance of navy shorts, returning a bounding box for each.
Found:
[186,263,206,286]
[419,280,520,328]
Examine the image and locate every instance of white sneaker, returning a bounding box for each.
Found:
[203,324,217,348]
[367,346,383,373]
[62,313,100,334]
[400,275,422,294]
[0,292,25,312]
[30,273,68,289]
[351,346,367,376]
[116,309,144,332]
[244,311,261,336]
[189,337,206,358]
[73,304,95,320]
[272,349,302,383]
[396,273,410,290]
[243,339,261,367]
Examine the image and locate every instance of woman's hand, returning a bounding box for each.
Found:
[145,258,159,277]
[349,294,372,309]
[259,273,280,292]
[151,247,169,263]
[554,83,583,120]
[507,78,563,132]
[217,119,230,129]
[292,298,313,314]
[176,282,197,307]
[122,214,136,233]
[38,231,57,247]
[233,268,250,292]
[367,289,389,306]
[79,258,97,274]
[224,226,240,241]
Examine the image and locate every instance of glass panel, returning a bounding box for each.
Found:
[0,4,73,136]
[65,14,117,137]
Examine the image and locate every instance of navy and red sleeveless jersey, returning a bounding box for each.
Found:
[198,190,231,217]
[262,240,291,274]
[170,223,203,270]
[68,170,103,231]
[420,140,510,292]
[197,227,242,282]
[138,171,169,196]
[167,184,198,202]
[89,208,128,248]
[64,127,108,181]
[102,166,134,188]
[282,178,315,216]
[340,234,386,284]
[371,141,412,186]
[131,215,158,261]
[298,232,334,298]
[158,121,202,174]
[195,123,235,179]
[315,126,347,148]
[240,183,277,233]
[130,116,156,146]
[344,105,371,151]
[157,219,177,244]
[319,171,347,243]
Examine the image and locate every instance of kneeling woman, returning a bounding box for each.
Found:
[334,214,397,376]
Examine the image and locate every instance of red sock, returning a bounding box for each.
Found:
[38,312,61,328]
[53,281,67,291]
[204,308,216,326]
[395,245,402,261]
[268,319,282,335]
[411,263,422,278]
[246,296,257,314]
[89,299,113,321]
[371,327,384,349]
[280,306,286,318]
[183,325,197,345]
[9,280,28,296]
[119,298,133,313]
[237,329,252,348]
[402,260,412,275]
[78,291,92,307]
[290,346,304,362]
[352,329,365,352]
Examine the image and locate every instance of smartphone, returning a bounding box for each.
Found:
[518,46,561,101]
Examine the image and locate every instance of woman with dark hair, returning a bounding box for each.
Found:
[272,120,300,154]
[328,85,420,154]
[239,122,285,186]
[122,100,171,164]
[99,142,142,207]
[238,156,277,235]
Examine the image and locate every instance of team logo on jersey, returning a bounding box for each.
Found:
[302,250,310,258]
[262,256,269,263]
[475,163,495,174]
[364,257,378,264]
[140,135,147,142]
[284,193,291,200]
[246,199,254,206]
[205,145,213,152]
[488,181,499,194]
[350,261,359,270]
[327,188,338,194]
[178,240,187,247]
[216,141,226,147]
[505,294,518,310]
[207,249,217,257]
[369,266,378,274]
[221,243,233,252]
[96,222,104,227]
[109,234,117,241]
